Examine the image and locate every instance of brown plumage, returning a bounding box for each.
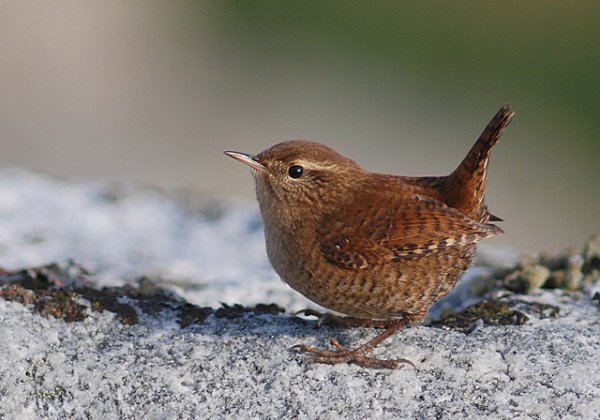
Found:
[225,104,515,369]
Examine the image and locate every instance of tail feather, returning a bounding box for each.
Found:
[488,214,503,222]
[446,103,515,222]
[454,103,515,179]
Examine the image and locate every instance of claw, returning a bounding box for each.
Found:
[328,338,347,351]
[291,319,416,370]
[293,340,415,369]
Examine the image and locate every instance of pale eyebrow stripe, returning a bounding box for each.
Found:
[292,160,342,171]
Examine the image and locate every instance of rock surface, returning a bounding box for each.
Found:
[0,168,599,419]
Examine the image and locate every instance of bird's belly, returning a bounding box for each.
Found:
[268,235,475,321]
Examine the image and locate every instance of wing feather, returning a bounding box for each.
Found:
[318,194,502,269]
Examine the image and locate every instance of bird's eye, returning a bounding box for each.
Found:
[288,165,304,179]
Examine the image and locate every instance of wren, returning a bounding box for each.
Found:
[225,104,515,369]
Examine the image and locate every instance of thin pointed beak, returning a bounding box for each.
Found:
[224,151,268,173]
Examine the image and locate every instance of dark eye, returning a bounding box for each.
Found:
[288,165,304,179]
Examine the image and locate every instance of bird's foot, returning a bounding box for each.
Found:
[294,309,394,329]
[292,338,415,369]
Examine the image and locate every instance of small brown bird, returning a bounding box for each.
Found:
[225,104,515,369]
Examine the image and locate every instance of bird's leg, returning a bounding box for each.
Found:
[295,309,394,329]
[292,319,415,369]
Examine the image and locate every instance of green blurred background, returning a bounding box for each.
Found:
[1,1,598,253]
